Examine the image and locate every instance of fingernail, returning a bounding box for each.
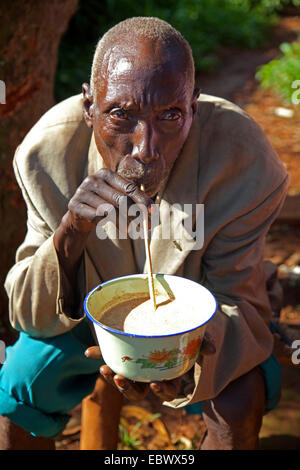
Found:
[84,350,89,357]
[116,378,126,388]
[151,383,160,392]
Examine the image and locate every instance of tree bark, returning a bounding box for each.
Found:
[0,0,79,345]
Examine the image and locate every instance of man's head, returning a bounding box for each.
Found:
[83,17,200,197]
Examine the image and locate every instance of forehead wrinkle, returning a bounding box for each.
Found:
[100,73,190,114]
[100,38,184,83]
[92,25,195,102]
[97,41,192,110]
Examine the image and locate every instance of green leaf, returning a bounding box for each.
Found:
[280,42,292,55]
[256,38,300,104]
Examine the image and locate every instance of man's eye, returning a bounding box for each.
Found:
[110,108,128,119]
[161,110,181,121]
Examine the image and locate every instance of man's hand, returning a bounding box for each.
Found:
[53,168,153,304]
[85,333,215,402]
[65,168,153,234]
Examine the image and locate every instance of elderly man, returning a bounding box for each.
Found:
[0,17,289,450]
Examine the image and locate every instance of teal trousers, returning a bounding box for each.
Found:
[0,319,281,438]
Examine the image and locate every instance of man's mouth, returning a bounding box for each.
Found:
[117,156,145,181]
[117,156,158,187]
[117,155,169,197]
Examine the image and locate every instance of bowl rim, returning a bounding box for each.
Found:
[84,273,218,338]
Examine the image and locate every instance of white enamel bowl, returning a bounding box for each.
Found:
[84,274,217,382]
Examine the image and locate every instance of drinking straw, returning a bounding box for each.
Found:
[140,184,157,311]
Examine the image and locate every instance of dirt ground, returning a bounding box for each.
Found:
[54,14,300,451]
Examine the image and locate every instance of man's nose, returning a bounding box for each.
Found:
[131,121,159,164]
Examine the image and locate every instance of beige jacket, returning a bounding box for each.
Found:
[5,93,289,406]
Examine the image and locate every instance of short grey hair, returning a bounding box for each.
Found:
[90,16,195,98]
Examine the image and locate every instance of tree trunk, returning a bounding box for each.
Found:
[0,0,78,345]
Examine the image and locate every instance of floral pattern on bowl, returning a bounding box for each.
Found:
[121,336,202,370]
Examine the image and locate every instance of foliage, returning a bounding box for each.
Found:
[256,39,300,103]
[249,0,300,10]
[55,0,298,101]
[118,422,142,449]
[118,412,161,450]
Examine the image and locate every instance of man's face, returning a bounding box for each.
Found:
[84,39,198,197]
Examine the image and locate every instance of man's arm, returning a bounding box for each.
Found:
[53,212,89,319]
[4,155,87,338]
[6,153,153,337]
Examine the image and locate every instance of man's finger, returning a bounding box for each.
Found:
[114,375,149,401]
[97,168,153,211]
[100,364,117,387]
[85,346,102,359]
[150,377,182,401]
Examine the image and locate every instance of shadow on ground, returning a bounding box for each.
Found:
[260,434,300,450]
[259,365,300,450]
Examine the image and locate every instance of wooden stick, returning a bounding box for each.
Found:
[80,377,123,450]
[140,184,157,311]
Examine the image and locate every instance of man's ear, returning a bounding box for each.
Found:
[191,87,201,115]
[82,83,94,128]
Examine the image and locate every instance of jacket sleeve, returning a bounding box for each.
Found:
[4,150,87,338]
[164,174,289,408]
